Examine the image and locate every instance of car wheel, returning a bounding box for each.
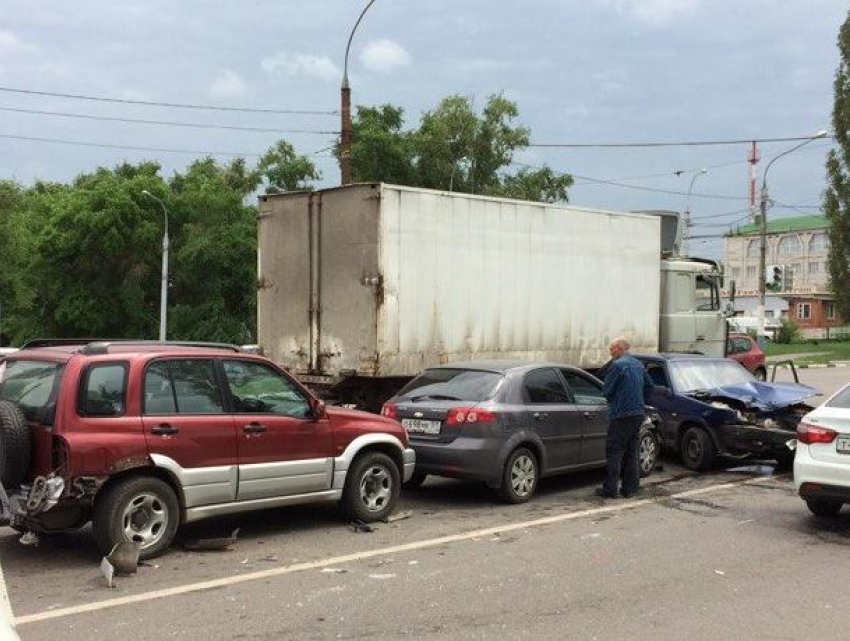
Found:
[638,429,660,478]
[402,471,427,490]
[806,499,843,517]
[496,447,538,504]
[754,367,767,381]
[0,400,32,488]
[92,476,180,560]
[342,451,400,522]
[680,427,716,472]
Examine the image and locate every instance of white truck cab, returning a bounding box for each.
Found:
[660,258,726,357]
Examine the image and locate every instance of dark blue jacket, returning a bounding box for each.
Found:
[602,353,654,419]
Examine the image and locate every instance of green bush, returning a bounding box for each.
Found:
[775,318,801,344]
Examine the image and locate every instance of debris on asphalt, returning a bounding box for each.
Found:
[322,567,348,574]
[100,541,141,588]
[714,570,726,576]
[368,573,396,580]
[351,520,375,533]
[181,528,240,552]
[382,510,413,524]
[19,531,38,547]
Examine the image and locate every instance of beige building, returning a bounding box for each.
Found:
[724,215,843,332]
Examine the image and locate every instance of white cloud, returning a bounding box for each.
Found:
[604,0,699,27]
[209,68,247,99]
[260,53,339,81]
[0,28,35,54]
[359,39,411,73]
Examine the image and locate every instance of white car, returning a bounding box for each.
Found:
[794,383,850,516]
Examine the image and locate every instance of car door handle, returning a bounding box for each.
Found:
[696,335,705,341]
[582,412,595,420]
[533,412,549,420]
[243,422,268,434]
[151,424,179,436]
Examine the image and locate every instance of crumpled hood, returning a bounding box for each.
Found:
[691,381,818,411]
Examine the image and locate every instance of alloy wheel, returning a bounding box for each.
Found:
[121,492,169,549]
[359,464,392,512]
[511,454,536,498]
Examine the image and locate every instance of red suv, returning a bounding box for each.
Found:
[0,340,414,558]
[726,333,767,381]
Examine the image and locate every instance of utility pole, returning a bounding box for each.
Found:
[340,0,377,185]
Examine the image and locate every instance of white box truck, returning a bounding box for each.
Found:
[257,183,725,408]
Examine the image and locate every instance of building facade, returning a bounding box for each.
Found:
[723,215,844,332]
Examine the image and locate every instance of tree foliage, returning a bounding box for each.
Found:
[0,141,319,346]
[346,94,572,203]
[826,10,850,319]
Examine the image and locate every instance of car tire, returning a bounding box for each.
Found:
[0,400,32,488]
[402,471,427,490]
[680,427,716,472]
[806,499,843,517]
[638,429,660,478]
[754,367,767,381]
[341,451,400,522]
[92,476,180,560]
[496,447,538,504]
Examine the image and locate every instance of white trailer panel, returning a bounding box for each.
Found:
[258,183,661,378]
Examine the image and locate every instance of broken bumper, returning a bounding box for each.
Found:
[717,423,796,458]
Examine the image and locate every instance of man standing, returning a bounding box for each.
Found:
[597,337,654,499]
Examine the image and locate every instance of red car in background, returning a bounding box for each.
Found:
[726,333,767,380]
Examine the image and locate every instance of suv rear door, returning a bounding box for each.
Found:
[221,359,333,501]
[141,358,239,508]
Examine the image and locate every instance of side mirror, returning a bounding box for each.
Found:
[311,399,327,420]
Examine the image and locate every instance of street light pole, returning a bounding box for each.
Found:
[340,0,377,185]
[141,190,170,342]
[683,168,708,255]
[756,130,828,336]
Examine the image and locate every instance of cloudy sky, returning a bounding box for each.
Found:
[1,0,847,258]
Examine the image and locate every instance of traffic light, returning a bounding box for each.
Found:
[766,264,783,291]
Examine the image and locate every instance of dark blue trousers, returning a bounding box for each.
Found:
[603,415,644,496]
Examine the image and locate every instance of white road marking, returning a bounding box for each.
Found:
[14,477,762,627]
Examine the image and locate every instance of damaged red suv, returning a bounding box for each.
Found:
[0,340,414,558]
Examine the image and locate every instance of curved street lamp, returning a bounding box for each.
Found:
[756,130,829,336]
[340,0,378,185]
[141,190,170,342]
[683,168,708,255]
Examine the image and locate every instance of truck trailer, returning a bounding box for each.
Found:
[257,183,725,409]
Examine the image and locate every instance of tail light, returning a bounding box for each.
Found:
[445,406,496,425]
[797,421,838,444]
[380,402,397,420]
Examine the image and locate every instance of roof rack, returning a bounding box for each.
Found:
[20,339,244,355]
[80,341,244,355]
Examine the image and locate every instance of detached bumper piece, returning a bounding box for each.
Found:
[718,424,795,458]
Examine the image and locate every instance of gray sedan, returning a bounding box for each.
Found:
[381,361,660,503]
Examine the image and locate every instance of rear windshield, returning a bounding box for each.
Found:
[0,359,63,423]
[397,369,503,402]
[826,386,850,409]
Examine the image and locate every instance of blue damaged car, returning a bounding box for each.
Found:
[636,354,819,471]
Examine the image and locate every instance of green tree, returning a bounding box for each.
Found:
[0,180,29,344]
[826,10,850,319]
[258,140,320,194]
[345,94,572,203]
[348,105,416,184]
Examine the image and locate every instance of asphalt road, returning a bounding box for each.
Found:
[3,367,849,640]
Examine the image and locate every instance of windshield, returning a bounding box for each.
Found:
[397,369,504,402]
[0,359,63,423]
[668,359,754,394]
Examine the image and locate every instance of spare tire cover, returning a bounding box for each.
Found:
[0,400,32,487]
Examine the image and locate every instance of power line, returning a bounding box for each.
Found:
[527,135,834,149]
[0,133,261,157]
[0,85,338,116]
[0,105,340,135]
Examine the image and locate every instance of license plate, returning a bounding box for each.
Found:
[837,435,850,454]
[401,418,441,435]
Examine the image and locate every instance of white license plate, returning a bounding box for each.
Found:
[837,435,850,454]
[401,418,441,435]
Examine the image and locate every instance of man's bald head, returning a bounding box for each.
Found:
[609,336,630,359]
